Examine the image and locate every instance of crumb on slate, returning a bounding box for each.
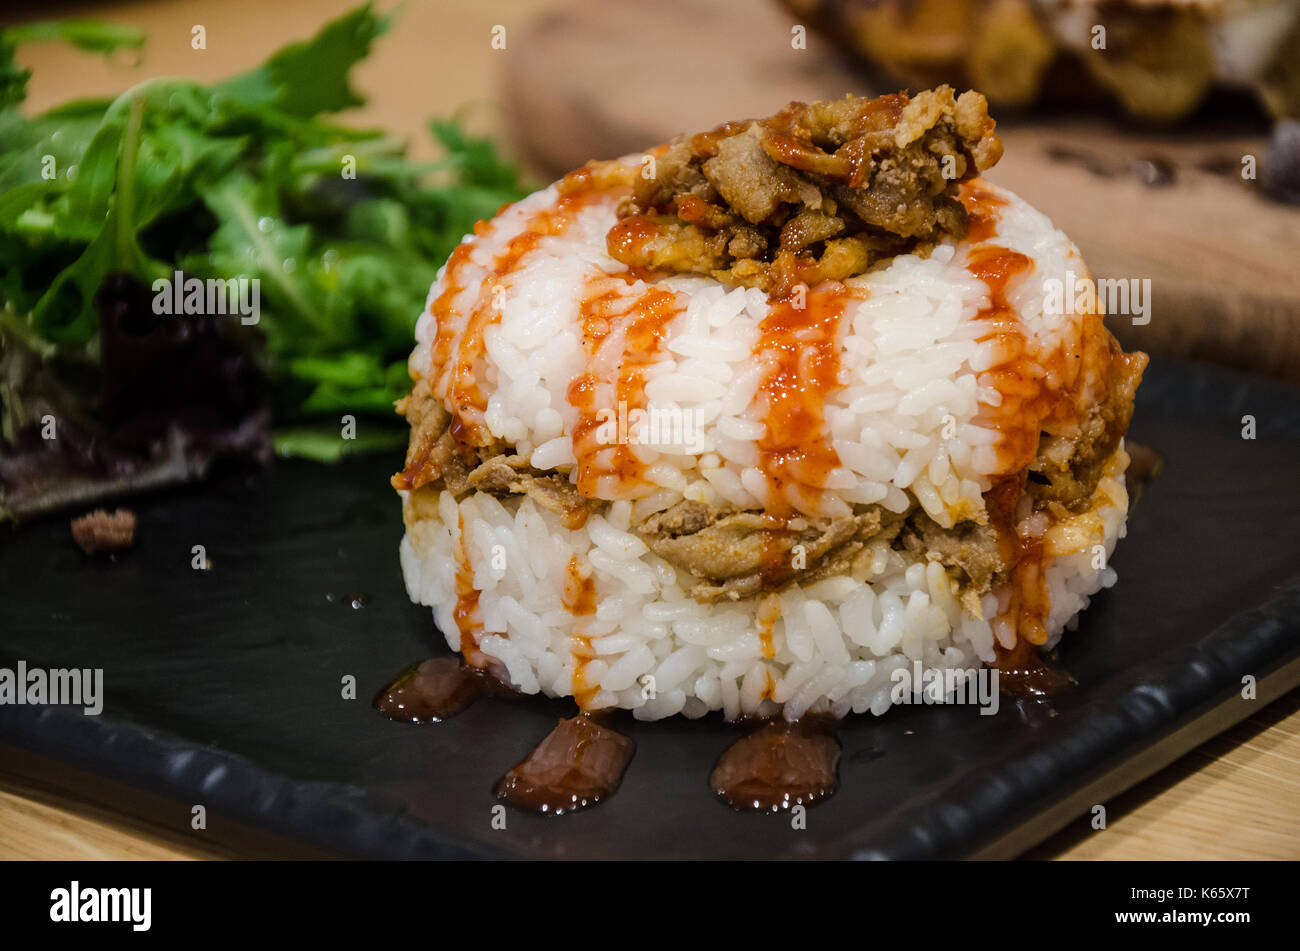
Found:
[71,508,137,555]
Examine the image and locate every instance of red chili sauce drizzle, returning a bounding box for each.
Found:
[605,215,661,265]
[960,179,1008,244]
[966,246,1047,470]
[401,169,623,491]
[392,237,483,492]
[563,555,600,711]
[963,246,1059,680]
[756,594,781,661]
[751,283,852,516]
[964,241,1119,694]
[566,278,684,498]
[451,512,494,671]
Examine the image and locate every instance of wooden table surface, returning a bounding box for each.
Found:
[2,0,1297,861]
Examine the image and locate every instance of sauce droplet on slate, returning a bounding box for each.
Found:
[374,657,496,722]
[710,718,841,812]
[495,715,636,815]
[1123,439,1163,502]
[992,638,1076,700]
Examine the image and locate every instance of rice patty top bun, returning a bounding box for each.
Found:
[394,89,1147,721]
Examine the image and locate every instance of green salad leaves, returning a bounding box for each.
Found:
[0,5,528,517]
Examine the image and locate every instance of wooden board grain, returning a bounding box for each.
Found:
[0,786,222,860]
[1029,689,1300,860]
[504,0,1300,380]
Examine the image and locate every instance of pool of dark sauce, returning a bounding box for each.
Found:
[710,718,841,812]
[993,638,1077,700]
[374,658,637,814]
[373,657,515,722]
[374,656,843,815]
[494,715,636,815]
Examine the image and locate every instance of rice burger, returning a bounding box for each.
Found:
[393,87,1147,722]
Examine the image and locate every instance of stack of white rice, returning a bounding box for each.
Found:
[399,177,1130,721]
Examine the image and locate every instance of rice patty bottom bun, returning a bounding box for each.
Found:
[396,161,1146,721]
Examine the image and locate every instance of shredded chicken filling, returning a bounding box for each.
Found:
[607,86,1003,296]
[394,347,1143,611]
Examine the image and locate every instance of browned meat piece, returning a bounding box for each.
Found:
[780,209,846,253]
[692,524,897,604]
[641,499,715,536]
[608,86,1003,296]
[607,215,734,276]
[1026,346,1147,510]
[704,125,825,223]
[392,381,595,528]
[466,455,594,529]
[392,378,457,492]
[465,454,533,493]
[392,377,505,494]
[897,348,1145,599]
[71,508,136,554]
[900,512,1006,594]
[637,499,903,603]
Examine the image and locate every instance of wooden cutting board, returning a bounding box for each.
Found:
[503,0,1300,381]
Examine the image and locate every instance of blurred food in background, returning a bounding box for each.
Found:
[782,0,1300,122]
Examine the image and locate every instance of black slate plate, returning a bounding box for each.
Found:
[2,355,1299,860]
